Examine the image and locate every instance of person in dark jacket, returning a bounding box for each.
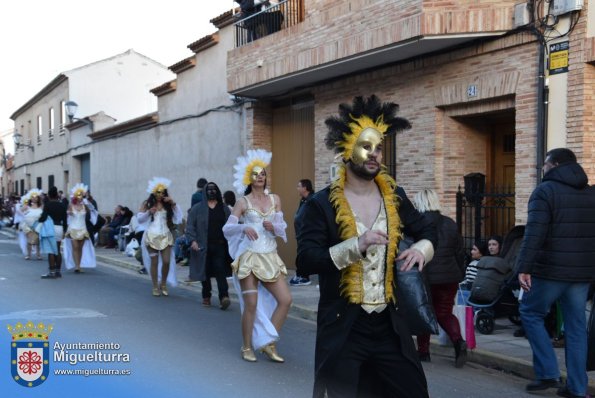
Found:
[412,188,466,367]
[186,182,232,309]
[517,148,595,397]
[39,186,67,279]
[190,177,207,209]
[296,95,437,398]
[289,178,314,286]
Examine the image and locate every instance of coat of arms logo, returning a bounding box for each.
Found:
[7,321,53,387]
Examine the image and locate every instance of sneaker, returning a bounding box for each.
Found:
[289,276,311,286]
[41,272,57,279]
[220,297,231,310]
[202,298,211,307]
[526,378,562,392]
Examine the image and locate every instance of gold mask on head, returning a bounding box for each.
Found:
[351,127,383,166]
[251,166,264,182]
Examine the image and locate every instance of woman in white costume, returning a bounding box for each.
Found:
[137,177,182,297]
[15,194,29,258]
[20,189,44,260]
[63,183,97,272]
[223,149,292,363]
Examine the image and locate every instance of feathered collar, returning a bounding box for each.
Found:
[329,164,402,304]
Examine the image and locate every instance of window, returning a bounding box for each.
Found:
[49,108,55,138]
[37,115,42,142]
[14,181,18,195]
[48,175,55,189]
[382,133,396,178]
[60,101,66,133]
[20,179,24,196]
[36,177,42,190]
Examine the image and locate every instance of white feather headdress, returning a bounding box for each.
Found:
[20,192,31,205]
[70,183,88,200]
[232,149,272,195]
[27,188,43,201]
[147,177,171,195]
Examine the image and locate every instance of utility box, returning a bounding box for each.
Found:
[552,0,583,16]
[514,3,531,28]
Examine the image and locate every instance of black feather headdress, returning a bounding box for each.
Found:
[324,95,411,160]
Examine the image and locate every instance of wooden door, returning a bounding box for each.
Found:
[271,100,315,268]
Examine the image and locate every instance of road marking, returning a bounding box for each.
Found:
[0,308,107,320]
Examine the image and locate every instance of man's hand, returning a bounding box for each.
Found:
[357,230,389,254]
[518,273,532,292]
[397,248,426,271]
[244,227,259,241]
[191,241,200,252]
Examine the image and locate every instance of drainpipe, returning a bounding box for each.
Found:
[536,40,548,185]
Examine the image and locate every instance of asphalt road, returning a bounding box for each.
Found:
[0,237,544,398]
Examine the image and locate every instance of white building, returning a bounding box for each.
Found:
[10,49,175,206]
[86,10,245,214]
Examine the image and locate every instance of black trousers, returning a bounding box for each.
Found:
[325,309,428,398]
[201,242,230,300]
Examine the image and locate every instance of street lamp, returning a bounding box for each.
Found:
[65,100,93,128]
[13,132,34,151]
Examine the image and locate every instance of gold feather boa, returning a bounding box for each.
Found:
[329,164,402,304]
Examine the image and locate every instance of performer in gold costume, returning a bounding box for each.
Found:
[138,177,182,297]
[223,149,291,363]
[63,183,98,272]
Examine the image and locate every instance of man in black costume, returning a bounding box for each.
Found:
[296,95,437,398]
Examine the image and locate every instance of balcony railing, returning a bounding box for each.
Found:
[234,0,303,47]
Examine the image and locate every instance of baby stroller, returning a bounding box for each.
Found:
[466,226,525,334]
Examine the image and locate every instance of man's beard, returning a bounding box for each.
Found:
[348,161,381,181]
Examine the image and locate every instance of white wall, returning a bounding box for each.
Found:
[90,25,244,215]
[67,50,175,123]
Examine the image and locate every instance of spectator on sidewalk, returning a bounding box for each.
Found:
[98,205,124,247]
[517,148,595,398]
[412,188,467,367]
[186,182,233,310]
[223,190,236,211]
[487,235,502,257]
[191,178,208,209]
[290,178,313,286]
[460,241,488,289]
[58,190,69,207]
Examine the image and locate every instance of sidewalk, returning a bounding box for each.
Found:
[3,223,592,394]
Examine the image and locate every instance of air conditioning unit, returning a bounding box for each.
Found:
[551,0,583,16]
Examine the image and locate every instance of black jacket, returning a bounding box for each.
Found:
[296,185,436,397]
[39,200,67,230]
[422,211,465,284]
[516,162,595,281]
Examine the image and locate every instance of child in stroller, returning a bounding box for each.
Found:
[465,226,525,334]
